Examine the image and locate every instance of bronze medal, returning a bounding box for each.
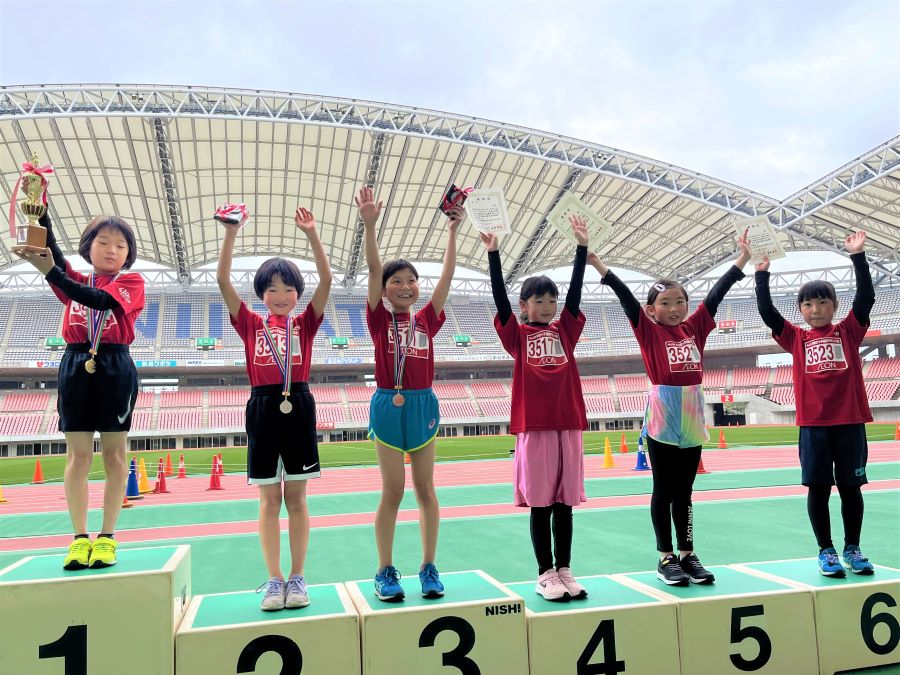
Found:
[279,399,293,415]
[85,358,96,374]
[392,392,405,407]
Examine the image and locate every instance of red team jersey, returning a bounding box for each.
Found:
[632,304,716,386]
[495,310,587,434]
[230,302,323,386]
[49,261,145,344]
[773,312,871,426]
[367,301,445,390]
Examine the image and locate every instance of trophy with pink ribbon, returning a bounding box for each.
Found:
[9,152,54,257]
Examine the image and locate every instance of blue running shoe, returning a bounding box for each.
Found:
[842,546,875,575]
[374,566,405,602]
[818,547,846,577]
[419,563,445,598]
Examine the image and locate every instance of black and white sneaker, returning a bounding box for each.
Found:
[657,554,690,586]
[679,553,716,584]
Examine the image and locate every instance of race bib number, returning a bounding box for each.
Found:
[388,322,430,359]
[666,338,702,372]
[804,337,847,373]
[69,303,116,330]
[253,326,303,367]
[526,330,567,367]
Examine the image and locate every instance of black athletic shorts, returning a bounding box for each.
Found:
[245,382,320,484]
[799,423,868,487]
[58,343,138,433]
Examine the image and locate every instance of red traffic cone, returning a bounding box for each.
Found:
[207,456,223,491]
[619,432,629,454]
[404,452,411,464]
[177,454,187,479]
[153,459,170,494]
[894,422,900,441]
[122,495,134,509]
[718,429,727,449]
[697,456,710,474]
[31,459,45,484]
[164,453,174,477]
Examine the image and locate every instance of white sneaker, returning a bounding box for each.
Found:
[258,577,286,611]
[556,567,587,599]
[285,574,310,609]
[535,569,570,602]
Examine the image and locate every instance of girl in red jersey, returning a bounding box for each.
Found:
[482,215,590,602]
[15,209,144,571]
[216,205,333,610]
[755,231,876,577]
[589,232,750,586]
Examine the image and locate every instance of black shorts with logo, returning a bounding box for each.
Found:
[799,423,868,487]
[58,343,138,433]
[245,382,320,484]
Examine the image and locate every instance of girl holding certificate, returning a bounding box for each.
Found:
[356,186,461,602]
[216,204,333,610]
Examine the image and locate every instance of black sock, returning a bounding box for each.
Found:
[98,533,114,539]
[74,534,89,540]
[530,506,553,575]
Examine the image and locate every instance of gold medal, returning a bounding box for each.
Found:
[279,398,293,414]
[392,392,405,407]
[85,358,96,374]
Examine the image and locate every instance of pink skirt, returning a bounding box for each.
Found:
[514,429,586,507]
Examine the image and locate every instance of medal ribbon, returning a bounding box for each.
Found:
[261,314,293,398]
[87,272,118,356]
[391,311,416,390]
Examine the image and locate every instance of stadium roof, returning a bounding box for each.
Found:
[1,84,898,286]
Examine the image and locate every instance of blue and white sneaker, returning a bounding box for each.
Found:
[285,574,310,608]
[419,563,445,598]
[817,547,846,578]
[842,546,875,575]
[257,577,286,611]
[374,566,405,602]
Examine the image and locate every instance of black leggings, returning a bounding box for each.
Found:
[530,503,573,575]
[807,483,864,551]
[646,437,702,552]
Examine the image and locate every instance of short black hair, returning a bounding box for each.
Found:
[520,275,559,303]
[253,257,305,300]
[382,259,419,288]
[79,215,138,269]
[797,280,837,306]
[646,279,688,305]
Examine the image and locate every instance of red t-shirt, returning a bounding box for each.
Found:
[367,301,445,390]
[632,304,716,386]
[495,310,588,434]
[230,301,323,386]
[49,261,145,345]
[773,313,872,426]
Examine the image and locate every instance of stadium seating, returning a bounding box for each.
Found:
[432,382,469,399]
[160,390,202,408]
[208,389,248,406]
[769,387,796,406]
[157,410,202,430]
[866,357,900,379]
[582,376,611,393]
[477,399,511,417]
[0,414,44,436]
[619,393,649,412]
[208,409,244,428]
[1,393,51,412]
[703,368,727,389]
[470,381,507,398]
[865,381,899,401]
[732,367,769,387]
[615,374,650,392]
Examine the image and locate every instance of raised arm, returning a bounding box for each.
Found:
[564,215,589,317]
[356,186,383,311]
[295,207,332,318]
[13,248,118,311]
[429,206,462,315]
[215,215,244,319]
[753,257,785,336]
[39,210,66,273]
[588,253,642,326]
[481,232,512,324]
[846,231,874,326]
[702,228,751,316]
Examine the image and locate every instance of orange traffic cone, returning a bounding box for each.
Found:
[603,438,615,468]
[153,459,170,494]
[718,429,727,449]
[32,459,44,484]
[177,454,187,479]
[0,482,7,503]
[164,453,174,477]
[697,456,710,474]
[619,432,629,454]
[122,495,134,509]
[207,456,223,491]
[404,452,410,464]
[894,422,900,441]
[137,458,152,494]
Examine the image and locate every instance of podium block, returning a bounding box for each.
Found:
[738,559,900,674]
[621,565,819,675]
[176,583,359,675]
[345,570,527,675]
[507,575,681,675]
[0,545,190,675]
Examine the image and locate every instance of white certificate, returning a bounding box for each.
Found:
[735,215,786,264]
[463,188,511,235]
[547,193,613,249]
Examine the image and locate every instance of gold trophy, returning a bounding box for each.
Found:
[11,152,49,257]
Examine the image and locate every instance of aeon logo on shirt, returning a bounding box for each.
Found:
[69,303,116,330]
[804,336,847,373]
[387,322,429,359]
[665,338,701,372]
[525,330,566,367]
[253,327,302,367]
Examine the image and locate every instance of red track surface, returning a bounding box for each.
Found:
[2,443,898,553]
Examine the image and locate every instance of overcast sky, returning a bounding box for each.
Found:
[1,0,898,277]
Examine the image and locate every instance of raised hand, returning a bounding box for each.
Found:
[755,255,770,272]
[295,206,317,234]
[14,247,55,275]
[355,186,382,227]
[569,214,589,246]
[445,205,464,233]
[845,230,867,254]
[480,232,498,252]
[736,227,752,268]
[587,251,608,276]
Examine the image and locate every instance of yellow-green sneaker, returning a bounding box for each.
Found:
[63,538,92,570]
[88,536,117,568]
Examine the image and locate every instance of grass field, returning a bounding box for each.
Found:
[0,423,896,486]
